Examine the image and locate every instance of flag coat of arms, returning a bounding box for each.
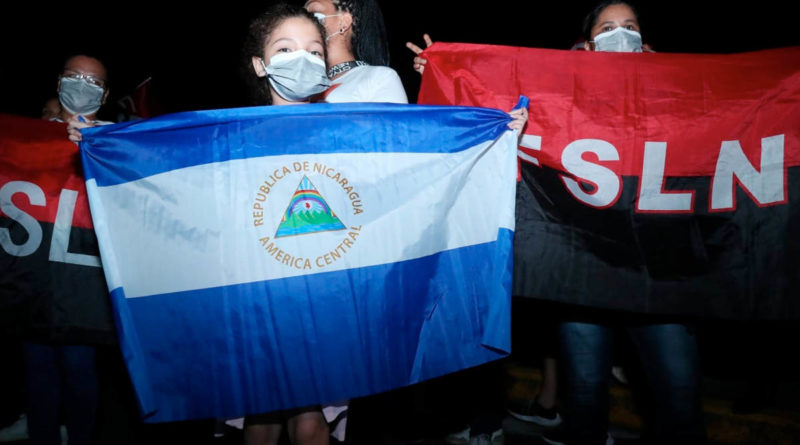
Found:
[79,103,518,422]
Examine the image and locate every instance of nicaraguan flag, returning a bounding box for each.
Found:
[80,102,518,422]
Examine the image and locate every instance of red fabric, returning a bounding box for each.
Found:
[0,114,94,229]
[321,83,343,100]
[118,77,162,119]
[418,44,800,176]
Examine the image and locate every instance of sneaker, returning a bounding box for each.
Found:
[444,425,471,445]
[0,414,28,442]
[507,398,562,427]
[469,428,503,445]
[541,429,614,445]
[611,366,628,385]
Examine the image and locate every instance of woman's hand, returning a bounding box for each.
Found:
[67,116,96,144]
[405,34,433,75]
[508,107,528,132]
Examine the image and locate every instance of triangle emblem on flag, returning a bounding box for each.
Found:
[275,176,346,238]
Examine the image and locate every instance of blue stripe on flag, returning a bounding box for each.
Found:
[115,229,512,423]
[108,288,157,416]
[80,103,512,187]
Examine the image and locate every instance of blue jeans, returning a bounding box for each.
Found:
[559,321,705,444]
[23,342,98,445]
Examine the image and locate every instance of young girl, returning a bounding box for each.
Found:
[244,4,331,107]
[242,7,333,445]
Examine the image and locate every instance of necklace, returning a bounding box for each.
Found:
[327,60,368,79]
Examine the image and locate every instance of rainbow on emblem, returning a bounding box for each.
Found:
[275,176,346,238]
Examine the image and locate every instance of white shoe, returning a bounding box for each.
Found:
[611,366,628,385]
[469,428,503,445]
[444,426,470,445]
[470,434,491,445]
[0,415,28,442]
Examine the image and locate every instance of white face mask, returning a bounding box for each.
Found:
[313,12,342,23]
[260,50,331,102]
[313,12,346,42]
[592,27,643,53]
[59,77,105,115]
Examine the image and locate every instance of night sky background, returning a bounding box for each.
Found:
[2,2,800,427]
[2,1,798,119]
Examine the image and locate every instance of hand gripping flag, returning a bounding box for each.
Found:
[418,44,800,320]
[79,103,519,422]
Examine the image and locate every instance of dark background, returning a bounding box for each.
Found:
[2,2,799,439]
[1,1,798,119]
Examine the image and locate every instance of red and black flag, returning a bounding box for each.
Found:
[116,77,163,121]
[418,44,800,319]
[0,114,114,343]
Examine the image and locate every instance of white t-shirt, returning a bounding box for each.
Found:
[323,65,408,104]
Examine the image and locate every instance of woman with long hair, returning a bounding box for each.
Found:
[304,0,408,103]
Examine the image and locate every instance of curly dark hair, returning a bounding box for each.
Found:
[582,0,641,41]
[242,3,327,105]
[333,0,390,66]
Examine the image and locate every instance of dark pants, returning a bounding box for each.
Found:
[0,340,25,426]
[559,321,705,445]
[23,342,98,445]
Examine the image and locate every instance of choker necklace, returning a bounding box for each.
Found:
[327,60,367,79]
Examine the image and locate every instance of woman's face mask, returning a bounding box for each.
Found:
[313,12,346,42]
[261,50,331,102]
[592,27,643,53]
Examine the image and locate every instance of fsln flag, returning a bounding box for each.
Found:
[0,114,114,344]
[79,103,518,422]
[418,44,800,320]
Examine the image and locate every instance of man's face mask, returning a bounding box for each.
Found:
[58,76,105,115]
[261,50,331,102]
[592,27,643,53]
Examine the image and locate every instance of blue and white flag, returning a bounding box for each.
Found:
[80,103,518,422]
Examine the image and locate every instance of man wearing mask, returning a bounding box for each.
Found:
[54,55,109,122]
[57,55,117,147]
[22,54,112,445]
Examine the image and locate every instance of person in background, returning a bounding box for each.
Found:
[545,2,705,444]
[25,54,112,445]
[40,98,61,121]
[406,2,703,444]
[63,55,115,142]
[56,55,111,131]
[304,0,408,103]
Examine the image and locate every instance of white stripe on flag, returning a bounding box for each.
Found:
[88,132,517,298]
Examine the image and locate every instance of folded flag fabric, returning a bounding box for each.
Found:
[79,102,518,422]
[418,43,800,320]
